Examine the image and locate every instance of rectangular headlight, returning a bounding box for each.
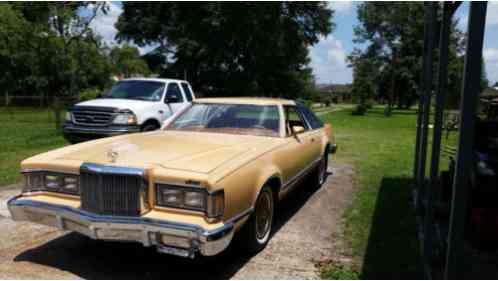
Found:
[155,184,223,218]
[22,172,80,195]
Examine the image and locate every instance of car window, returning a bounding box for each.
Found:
[167,103,280,137]
[285,106,309,136]
[298,105,323,130]
[181,83,193,102]
[165,83,184,103]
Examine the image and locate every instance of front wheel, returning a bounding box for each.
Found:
[240,186,274,253]
[141,123,159,132]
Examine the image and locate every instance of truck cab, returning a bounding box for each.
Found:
[63,78,195,143]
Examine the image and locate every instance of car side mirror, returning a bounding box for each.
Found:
[165,94,180,103]
[292,125,305,135]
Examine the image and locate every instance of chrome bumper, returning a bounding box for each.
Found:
[7,195,236,258]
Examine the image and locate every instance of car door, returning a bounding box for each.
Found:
[163,82,186,117]
[296,104,322,162]
[275,106,319,187]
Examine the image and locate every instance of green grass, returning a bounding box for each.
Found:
[321,106,423,279]
[0,107,67,186]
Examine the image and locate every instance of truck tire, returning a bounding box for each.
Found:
[141,123,159,132]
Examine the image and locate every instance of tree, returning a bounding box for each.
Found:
[116,2,334,98]
[9,2,111,129]
[109,44,150,78]
[350,2,489,114]
[0,5,34,106]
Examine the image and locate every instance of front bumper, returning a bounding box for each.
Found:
[63,123,141,142]
[8,195,234,258]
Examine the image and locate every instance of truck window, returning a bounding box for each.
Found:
[181,83,193,102]
[165,83,184,103]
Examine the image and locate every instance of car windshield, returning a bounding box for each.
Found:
[167,103,281,137]
[104,80,165,101]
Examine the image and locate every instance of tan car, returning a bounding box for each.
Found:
[8,98,336,258]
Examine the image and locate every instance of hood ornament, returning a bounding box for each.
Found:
[107,149,119,163]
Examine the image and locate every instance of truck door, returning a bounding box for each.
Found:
[163,82,186,118]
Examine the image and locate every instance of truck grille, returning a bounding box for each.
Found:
[80,164,147,216]
[72,106,117,126]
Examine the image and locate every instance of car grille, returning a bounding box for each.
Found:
[71,106,117,126]
[80,164,147,216]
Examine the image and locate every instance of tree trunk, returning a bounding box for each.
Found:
[53,98,62,133]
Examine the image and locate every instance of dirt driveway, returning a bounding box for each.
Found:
[0,162,354,279]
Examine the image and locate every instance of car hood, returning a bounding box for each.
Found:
[25,131,284,175]
[75,98,153,113]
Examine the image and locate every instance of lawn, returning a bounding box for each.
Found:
[320,106,423,279]
[0,107,67,186]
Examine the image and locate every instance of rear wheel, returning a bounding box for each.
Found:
[312,148,329,188]
[240,186,274,253]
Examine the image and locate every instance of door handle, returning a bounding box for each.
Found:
[159,110,164,114]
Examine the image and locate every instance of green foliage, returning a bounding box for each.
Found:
[349,3,488,112]
[110,44,151,78]
[0,3,129,109]
[352,104,367,116]
[79,88,102,102]
[322,263,360,280]
[116,2,334,99]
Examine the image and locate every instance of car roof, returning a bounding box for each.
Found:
[121,77,188,83]
[194,97,296,106]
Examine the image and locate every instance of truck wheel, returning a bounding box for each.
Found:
[141,123,159,132]
[240,185,274,254]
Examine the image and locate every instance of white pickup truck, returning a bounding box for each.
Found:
[63,78,195,143]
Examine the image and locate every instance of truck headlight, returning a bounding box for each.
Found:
[65,112,72,122]
[23,171,80,195]
[112,110,137,125]
[155,184,224,219]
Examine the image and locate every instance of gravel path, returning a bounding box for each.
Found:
[0,162,355,279]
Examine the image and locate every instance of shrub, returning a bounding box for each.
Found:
[79,88,102,101]
[352,104,367,116]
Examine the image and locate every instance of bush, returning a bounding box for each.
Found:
[79,88,102,101]
[352,104,367,116]
[365,99,375,109]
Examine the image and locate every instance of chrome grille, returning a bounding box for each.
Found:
[71,106,117,126]
[80,163,147,216]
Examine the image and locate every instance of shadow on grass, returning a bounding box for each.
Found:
[360,177,423,279]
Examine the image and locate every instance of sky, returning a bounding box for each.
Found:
[90,1,498,86]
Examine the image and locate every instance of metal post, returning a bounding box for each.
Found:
[444,2,487,279]
[417,2,437,208]
[425,2,453,262]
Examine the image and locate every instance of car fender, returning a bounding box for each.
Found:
[251,164,283,205]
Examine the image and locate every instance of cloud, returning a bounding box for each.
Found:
[484,48,498,85]
[89,2,122,46]
[486,2,498,26]
[328,1,353,15]
[89,2,154,55]
[309,35,352,84]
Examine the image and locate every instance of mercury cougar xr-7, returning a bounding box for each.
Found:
[8,98,336,258]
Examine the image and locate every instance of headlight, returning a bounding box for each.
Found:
[65,112,72,122]
[155,184,224,219]
[23,172,80,195]
[112,110,137,125]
